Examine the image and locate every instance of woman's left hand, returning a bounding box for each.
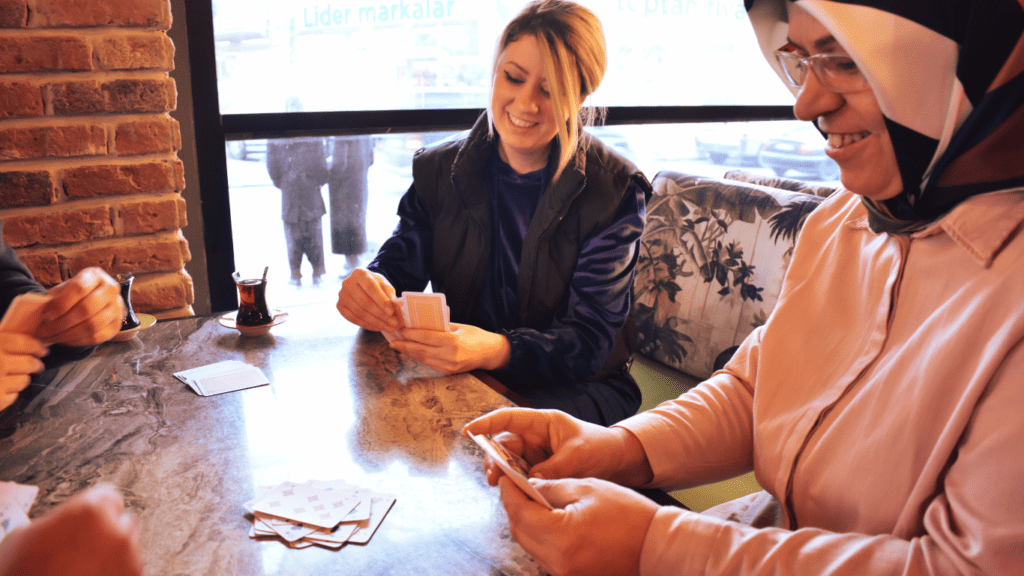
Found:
[499,476,659,576]
[388,322,510,374]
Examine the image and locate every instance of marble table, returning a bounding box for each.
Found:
[0,303,546,575]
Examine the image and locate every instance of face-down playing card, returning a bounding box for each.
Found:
[400,292,450,331]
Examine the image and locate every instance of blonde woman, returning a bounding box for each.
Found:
[337,0,650,425]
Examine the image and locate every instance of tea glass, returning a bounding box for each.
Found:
[232,270,273,327]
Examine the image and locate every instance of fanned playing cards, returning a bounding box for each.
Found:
[174,360,269,396]
[245,479,396,549]
[471,433,553,510]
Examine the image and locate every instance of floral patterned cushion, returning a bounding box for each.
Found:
[723,169,838,198]
[632,171,824,380]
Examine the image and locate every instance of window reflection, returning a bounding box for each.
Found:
[226,120,837,309]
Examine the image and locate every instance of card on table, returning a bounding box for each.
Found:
[0,499,30,539]
[252,481,362,530]
[246,480,395,549]
[0,481,38,513]
[470,434,553,510]
[0,292,51,334]
[173,360,269,396]
[346,492,396,545]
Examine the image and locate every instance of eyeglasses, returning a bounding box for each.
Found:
[774,50,868,94]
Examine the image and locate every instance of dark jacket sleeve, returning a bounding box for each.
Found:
[500,182,646,381]
[0,233,96,369]
[366,183,433,294]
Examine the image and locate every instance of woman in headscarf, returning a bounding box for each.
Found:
[464,1,1024,574]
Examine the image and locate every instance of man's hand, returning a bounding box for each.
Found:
[0,484,143,576]
[336,268,401,332]
[463,408,654,487]
[37,268,124,347]
[387,322,511,375]
[0,332,47,411]
[500,476,659,576]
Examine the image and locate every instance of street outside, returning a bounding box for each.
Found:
[226,152,408,310]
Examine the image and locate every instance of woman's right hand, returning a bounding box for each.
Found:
[0,332,47,411]
[336,268,401,332]
[463,408,654,488]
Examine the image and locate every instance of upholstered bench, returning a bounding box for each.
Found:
[629,169,834,510]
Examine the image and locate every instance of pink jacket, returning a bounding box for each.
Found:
[619,188,1024,575]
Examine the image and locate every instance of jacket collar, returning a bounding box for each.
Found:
[450,112,589,218]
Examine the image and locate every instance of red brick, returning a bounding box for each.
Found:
[17,252,60,286]
[0,1,27,28]
[64,161,179,198]
[0,125,106,161]
[67,235,187,277]
[173,157,184,191]
[120,197,182,234]
[33,0,170,28]
[114,117,179,156]
[2,206,113,247]
[95,33,173,71]
[131,270,193,312]
[0,170,54,206]
[0,36,91,73]
[49,78,176,115]
[175,195,187,227]
[0,81,43,118]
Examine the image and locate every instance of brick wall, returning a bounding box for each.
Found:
[0,0,194,318]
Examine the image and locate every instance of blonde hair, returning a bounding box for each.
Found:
[488,0,607,179]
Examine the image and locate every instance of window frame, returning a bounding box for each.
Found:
[185,1,795,313]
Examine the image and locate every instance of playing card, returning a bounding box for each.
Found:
[305,481,371,523]
[303,519,360,546]
[257,513,321,542]
[0,292,51,335]
[346,492,396,544]
[0,481,38,513]
[470,434,553,510]
[401,292,450,331]
[174,360,269,396]
[0,499,30,539]
[252,482,361,530]
[246,480,393,549]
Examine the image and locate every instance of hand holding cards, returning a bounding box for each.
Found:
[471,433,553,510]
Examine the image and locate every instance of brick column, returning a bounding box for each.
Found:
[0,0,194,318]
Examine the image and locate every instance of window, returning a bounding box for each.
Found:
[188,0,817,312]
[212,0,793,114]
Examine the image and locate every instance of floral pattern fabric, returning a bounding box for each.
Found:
[632,171,824,379]
[723,169,837,198]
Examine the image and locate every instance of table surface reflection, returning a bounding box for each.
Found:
[0,303,545,575]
